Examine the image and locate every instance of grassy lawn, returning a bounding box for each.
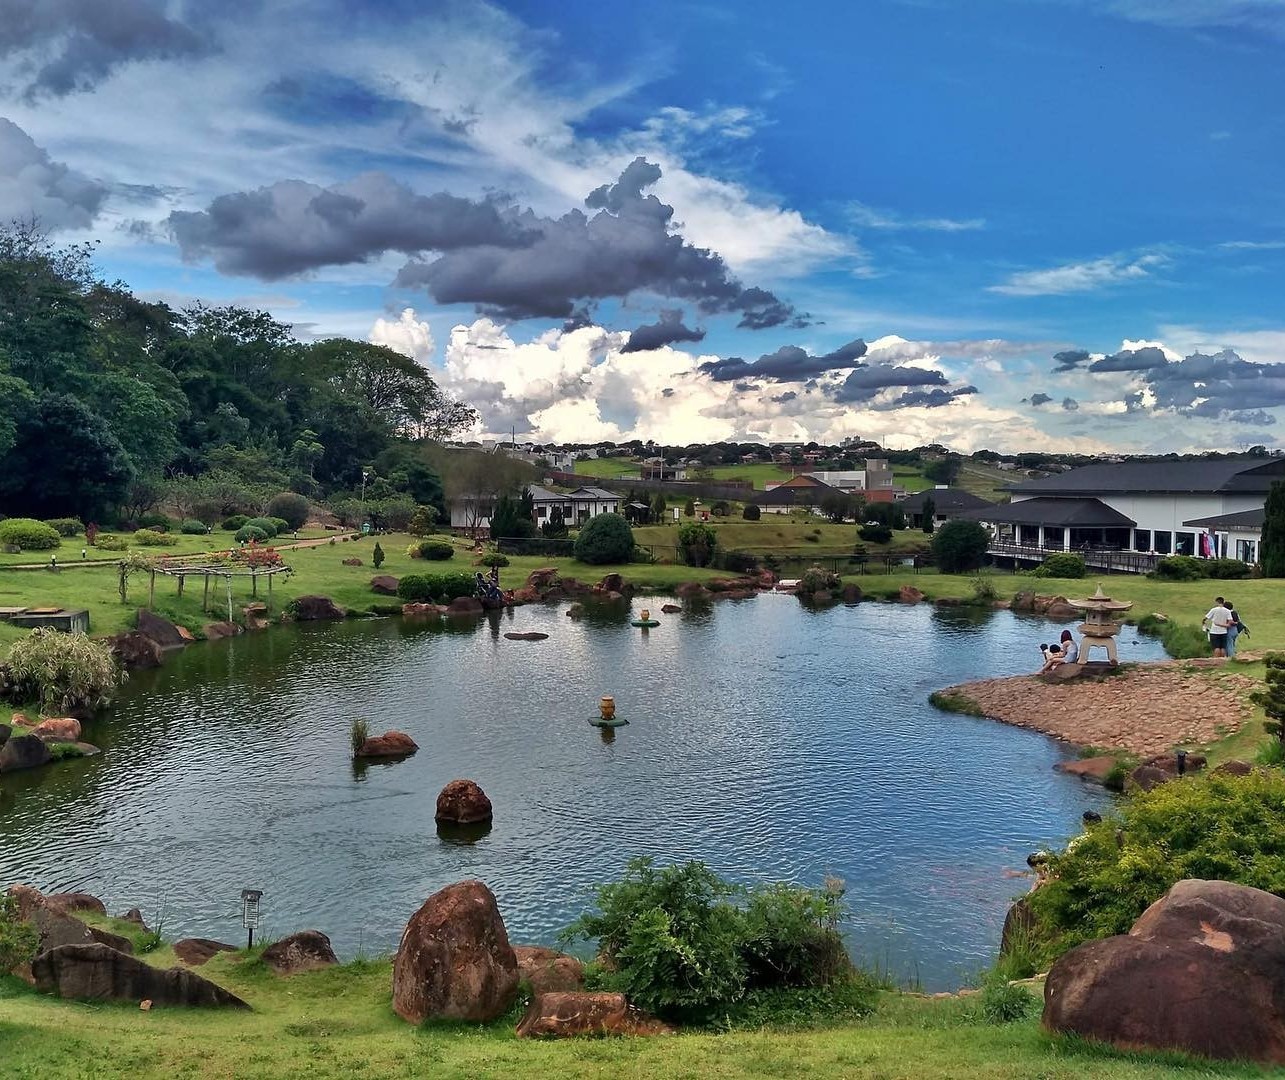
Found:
[0,937,1263,1079]
[957,461,1019,502]
[0,528,336,568]
[634,519,930,557]
[573,458,798,490]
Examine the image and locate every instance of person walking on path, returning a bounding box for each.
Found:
[1226,603,1248,657]
[1203,596,1234,658]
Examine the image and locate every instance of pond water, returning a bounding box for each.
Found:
[0,595,1167,989]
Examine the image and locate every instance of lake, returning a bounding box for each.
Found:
[0,594,1167,989]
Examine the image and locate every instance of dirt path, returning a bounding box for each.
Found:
[939,663,1258,756]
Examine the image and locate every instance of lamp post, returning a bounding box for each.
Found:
[240,888,263,949]
[360,467,371,533]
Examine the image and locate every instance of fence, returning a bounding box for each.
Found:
[987,541,1160,575]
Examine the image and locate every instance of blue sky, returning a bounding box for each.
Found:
[2,0,1284,451]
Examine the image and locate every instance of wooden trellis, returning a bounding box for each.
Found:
[148,561,293,623]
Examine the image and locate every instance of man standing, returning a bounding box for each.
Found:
[1203,596,1234,658]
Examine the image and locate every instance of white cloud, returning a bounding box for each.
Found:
[989,253,1166,296]
[848,201,985,233]
[369,307,436,364]
[0,117,105,230]
[1155,323,1285,366]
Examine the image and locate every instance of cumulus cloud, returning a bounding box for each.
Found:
[1062,397,1080,411]
[1088,345,1168,372]
[1027,392,1054,406]
[1052,349,1091,371]
[700,338,867,382]
[0,118,105,229]
[369,307,435,364]
[832,364,949,403]
[876,386,978,410]
[621,309,705,353]
[0,0,207,99]
[990,253,1165,296]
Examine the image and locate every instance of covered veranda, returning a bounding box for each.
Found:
[1183,507,1264,564]
[958,497,1137,552]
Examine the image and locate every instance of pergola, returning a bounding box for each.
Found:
[143,558,293,623]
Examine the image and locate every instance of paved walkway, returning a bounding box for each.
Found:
[940,663,1257,756]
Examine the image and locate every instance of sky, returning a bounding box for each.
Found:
[2,0,1284,453]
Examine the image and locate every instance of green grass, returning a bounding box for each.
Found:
[0,941,1269,1079]
[928,690,985,717]
[0,528,336,567]
[573,458,798,490]
[633,520,930,557]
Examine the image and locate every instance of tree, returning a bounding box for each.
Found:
[742,503,761,521]
[931,520,991,573]
[819,490,854,524]
[489,493,534,540]
[1261,481,1285,576]
[863,501,905,530]
[924,457,961,485]
[684,499,695,517]
[652,493,667,523]
[373,542,385,569]
[574,513,634,564]
[267,491,310,531]
[677,522,718,567]
[921,494,936,534]
[543,504,568,538]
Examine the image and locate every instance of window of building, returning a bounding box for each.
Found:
[1154,531,1172,554]
[1174,531,1195,555]
[1133,528,1151,551]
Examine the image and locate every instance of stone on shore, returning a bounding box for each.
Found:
[262,930,338,975]
[356,731,418,758]
[173,938,237,966]
[1054,756,1119,784]
[370,575,399,595]
[43,893,107,917]
[30,717,81,742]
[290,595,346,621]
[514,945,584,995]
[0,734,51,773]
[435,779,493,824]
[675,581,709,599]
[202,621,239,640]
[1214,759,1254,776]
[30,906,133,956]
[516,991,674,1039]
[1043,879,1285,1064]
[120,908,149,930]
[1125,765,1170,792]
[33,943,249,1009]
[137,609,187,650]
[899,585,925,603]
[392,880,519,1024]
[108,630,164,671]
[526,567,559,590]
[6,884,46,920]
[402,602,444,618]
[446,596,484,617]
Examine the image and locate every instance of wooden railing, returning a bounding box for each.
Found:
[987,541,1160,575]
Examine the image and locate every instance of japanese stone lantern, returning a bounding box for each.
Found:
[1069,583,1133,665]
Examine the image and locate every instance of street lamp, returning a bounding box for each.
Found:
[240,888,263,949]
[360,467,371,533]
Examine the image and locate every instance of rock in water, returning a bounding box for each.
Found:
[30,717,81,742]
[32,943,249,1008]
[392,880,518,1024]
[137,609,187,650]
[0,735,51,773]
[1043,879,1285,1064]
[515,991,673,1038]
[262,930,338,974]
[435,779,493,824]
[108,630,164,671]
[290,595,345,620]
[356,731,418,758]
[514,946,585,995]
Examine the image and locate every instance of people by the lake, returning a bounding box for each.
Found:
[1038,642,1062,671]
[1226,602,1249,657]
[1040,629,1079,673]
[1203,596,1235,658]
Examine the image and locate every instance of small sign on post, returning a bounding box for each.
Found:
[240,888,263,949]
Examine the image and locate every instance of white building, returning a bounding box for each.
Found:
[448,484,621,532]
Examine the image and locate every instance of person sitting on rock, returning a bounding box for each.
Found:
[1042,630,1079,672]
[1039,643,1063,672]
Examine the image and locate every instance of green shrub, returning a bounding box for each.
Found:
[1206,558,1252,580]
[968,576,998,604]
[928,689,984,716]
[1029,771,1285,962]
[479,552,509,567]
[1135,614,1210,659]
[798,565,840,596]
[180,518,208,535]
[858,522,892,544]
[396,572,475,602]
[0,893,39,976]
[221,515,249,532]
[267,491,310,531]
[417,541,454,561]
[350,718,368,754]
[930,519,990,573]
[4,628,118,714]
[131,528,169,547]
[244,517,279,538]
[372,542,385,569]
[742,504,761,521]
[677,521,718,567]
[0,518,61,551]
[407,505,438,536]
[740,881,850,989]
[266,517,291,536]
[43,518,84,538]
[1151,554,1206,581]
[1035,552,1086,578]
[94,533,128,552]
[235,525,269,544]
[979,972,1039,1024]
[138,513,170,531]
[573,513,635,565]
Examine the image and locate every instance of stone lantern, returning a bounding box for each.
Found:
[1069,583,1133,665]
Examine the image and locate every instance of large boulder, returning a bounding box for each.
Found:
[137,609,187,650]
[515,991,673,1039]
[108,630,164,671]
[43,892,106,917]
[1125,764,1170,793]
[841,583,863,603]
[0,734,51,773]
[597,573,626,593]
[0,723,9,748]
[1043,879,1285,1064]
[291,595,346,620]
[356,731,418,758]
[30,717,81,742]
[435,779,493,824]
[6,884,45,920]
[202,621,239,640]
[401,602,444,618]
[446,596,484,617]
[675,581,709,599]
[899,585,925,603]
[1045,600,1078,620]
[173,938,237,966]
[514,946,584,995]
[32,943,249,1008]
[391,880,519,1024]
[526,567,560,590]
[30,906,133,956]
[371,575,400,596]
[261,930,338,975]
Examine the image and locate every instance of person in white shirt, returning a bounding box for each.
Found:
[1203,596,1234,658]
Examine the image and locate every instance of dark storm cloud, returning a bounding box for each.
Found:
[169,173,532,279]
[1027,392,1053,406]
[1088,346,1168,373]
[0,0,207,99]
[1052,349,1091,372]
[621,309,706,353]
[770,390,798,404]
[1227,409,1276,426]
[876,385,977,410]
[0,118,105,229]
[831,364,948,403]
[173,156,805,328]
[699,338,866,382]
[1062,397,1079,411]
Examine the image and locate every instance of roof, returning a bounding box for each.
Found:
[957,497,1136,528]
[526,484,571,503]
[566,486,619,500]
[751,480,837,506]
[899,488,995,513]
[1183,507,1266,530]
[1008,457,1285,497]
[774,474,830,489]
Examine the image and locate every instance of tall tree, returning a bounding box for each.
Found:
[1261,482,1285,576]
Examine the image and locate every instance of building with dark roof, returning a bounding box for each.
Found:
[898,487,995,529]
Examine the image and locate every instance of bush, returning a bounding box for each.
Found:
[979,972,1039,1024]
[267,491,310,531]
[1151,554,1205,581]
[94,533,128,552]
[266,517,291,536]
[1029,771,1285,963]
[1135,613,1210,659]
[0,893,39,976]
[407,505,439,536]
[4,628,118,714]
[417,541,454,561]
[1206,558,1252,580]
[677,521,718,567]
[1035,552,1086,578]
[573,513,635,565]
[396,572,476,602]
[968,575,998,604]
[798,565,841,596]
[235,525,269,544]
[43,518,84,538]
[179,518,208,535]
[350,718,368,754]
[742,504,761,521]
[138,512,170,531]
[479,552,509,567]
[931,519,991,573]
[221,515,249,531]
[565,858,853,1022]
[857,522,892,544]
[245,517,280,538]
[372,542,385,569]
[0,518,61,551]
[131,528,169,547]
